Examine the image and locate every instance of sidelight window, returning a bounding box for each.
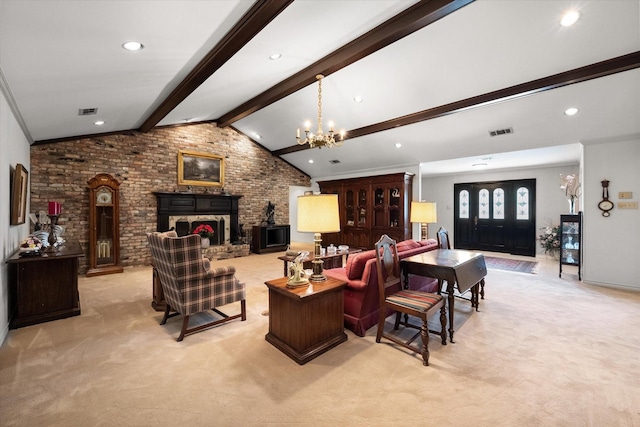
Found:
[459,190,469,218]
[516,187,529,220]
[478,189,489,219]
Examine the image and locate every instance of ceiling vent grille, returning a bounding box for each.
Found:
[329,159,341,164]
[78,108,98,116]
[489,127,513,137]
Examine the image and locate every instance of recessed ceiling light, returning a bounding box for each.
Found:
[269,53,282,60]
[94,120,105,126]
[122,41,144,51]
[472,163,488,168]
[353,96,364,103]
[560,11,580,27]
[253,133,261,140]
[564,107,579,116]
[308,159,314,164]
[395,143,402,148]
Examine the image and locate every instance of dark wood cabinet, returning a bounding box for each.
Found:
[318,172,414,249]
[252,225,290,254]
[7,241,83,328]
[560,212,582,280]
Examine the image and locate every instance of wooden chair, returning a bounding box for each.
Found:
[436,227,484,309]
[374,234,447,366]
[147,231,246,341]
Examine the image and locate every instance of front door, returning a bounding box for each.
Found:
[454,179,536,256]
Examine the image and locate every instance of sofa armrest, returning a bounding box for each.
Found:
[324,268,369,291]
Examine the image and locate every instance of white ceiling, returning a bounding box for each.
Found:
[1,0,639,179]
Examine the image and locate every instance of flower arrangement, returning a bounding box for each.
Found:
[192,224,214,239]
[20,236,42,251]
[539,225,560,255]
[560,173,581,199]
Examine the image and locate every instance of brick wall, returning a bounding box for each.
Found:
[29,123,310,274]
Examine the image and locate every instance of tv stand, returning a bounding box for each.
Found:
[252,225,290,254]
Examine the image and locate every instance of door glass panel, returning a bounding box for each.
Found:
[493,188,505,219]
[459,190,469,218]
[478,189,489,219]
[516,187,529,220]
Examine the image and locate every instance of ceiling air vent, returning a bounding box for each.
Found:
[78,108,98,116]
[329,159,341,164]
[489,127,513,137]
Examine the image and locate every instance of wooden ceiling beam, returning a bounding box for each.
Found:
[137,0,294,133]
[216,0,474,128]
[273,51,640,156]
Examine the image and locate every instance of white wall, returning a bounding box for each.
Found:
[0,84,31,344]
[582,136,640,290]
[420,164,581,251]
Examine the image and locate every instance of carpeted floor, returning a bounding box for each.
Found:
[1,248,639,426]
[484,255,538,274]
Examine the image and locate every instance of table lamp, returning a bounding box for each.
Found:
[410,201,437,240]
[297,193,340,282]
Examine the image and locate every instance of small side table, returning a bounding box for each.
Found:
[265,276,347,365]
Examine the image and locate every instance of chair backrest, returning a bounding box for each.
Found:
[374,234,402,306]
[436,227,451,249]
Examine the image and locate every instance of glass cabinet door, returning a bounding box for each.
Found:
[357,189,367,226]
[345,190,355,226]
[560,212,582,280]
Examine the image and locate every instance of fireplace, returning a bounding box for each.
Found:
[154,192,243,245]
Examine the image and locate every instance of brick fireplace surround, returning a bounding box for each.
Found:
[154,192,250,260]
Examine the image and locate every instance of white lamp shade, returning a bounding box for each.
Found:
[410,201,437,223]
[297,194,341,233]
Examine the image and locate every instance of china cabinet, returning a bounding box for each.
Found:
[559,212,582,280]
[318,172,413,249]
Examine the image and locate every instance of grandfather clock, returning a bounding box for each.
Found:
[87,173,123,277]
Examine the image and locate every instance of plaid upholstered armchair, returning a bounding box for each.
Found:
[147,231,246,341]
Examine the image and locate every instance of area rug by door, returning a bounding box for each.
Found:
[484,256,538,274]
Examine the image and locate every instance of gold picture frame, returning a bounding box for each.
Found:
[11,163,29,225]
[177,150,224,187]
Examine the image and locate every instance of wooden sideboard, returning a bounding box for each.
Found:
[6,241,83,328]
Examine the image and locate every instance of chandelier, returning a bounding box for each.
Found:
[296,74,345,149]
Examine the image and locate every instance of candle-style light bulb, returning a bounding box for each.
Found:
[328,121,334,132]
[297,128,300,138]
[304,121,311,132]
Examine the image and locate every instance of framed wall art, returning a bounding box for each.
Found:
[11,163,29,225]
[178,150,225,187]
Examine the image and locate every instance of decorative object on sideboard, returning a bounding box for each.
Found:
[44,214,60,253]
[177,150,224,187]
[410,201,438,240]
[297,193,341,282]
[598,179,614,217]
[10,163,29,225]
[296,74,346,149]
[560,173,581,214]
[264,201,276,225]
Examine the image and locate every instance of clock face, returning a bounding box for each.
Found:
[96,188,112,205]
[598,199,614,216]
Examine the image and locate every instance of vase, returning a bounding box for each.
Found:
[568,198,576,214]
[201,237,210,249]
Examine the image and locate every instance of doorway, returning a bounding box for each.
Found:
[454,179,536,256]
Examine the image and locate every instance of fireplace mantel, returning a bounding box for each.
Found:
[153,192,243,243]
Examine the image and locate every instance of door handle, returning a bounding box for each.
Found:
[474,215,478,226]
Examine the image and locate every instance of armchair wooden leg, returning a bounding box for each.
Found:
[160,304,171,325]
[420,319,430,366]
[241,299,247,321]
[177,315,190,342]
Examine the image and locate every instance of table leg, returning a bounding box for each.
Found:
[447,280,455,343]
[283,260,288,277]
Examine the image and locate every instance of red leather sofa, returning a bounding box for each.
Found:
[324,239,440,337]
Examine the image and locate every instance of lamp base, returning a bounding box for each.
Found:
[309,259,326,282]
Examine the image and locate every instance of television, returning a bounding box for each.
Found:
[266,226,289,247]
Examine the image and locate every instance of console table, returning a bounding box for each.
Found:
[277,248,362,277]
[6,240,83,328]
[265,276,347,364]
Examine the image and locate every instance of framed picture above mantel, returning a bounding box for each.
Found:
[178,150,224,187]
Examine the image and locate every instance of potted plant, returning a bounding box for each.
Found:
[539,225,560,258]
[193,224,214,248]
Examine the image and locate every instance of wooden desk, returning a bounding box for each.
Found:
[264,276,347,365]
[277,249,362,277]
[6,241,84,328]
[401,249,486,343]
